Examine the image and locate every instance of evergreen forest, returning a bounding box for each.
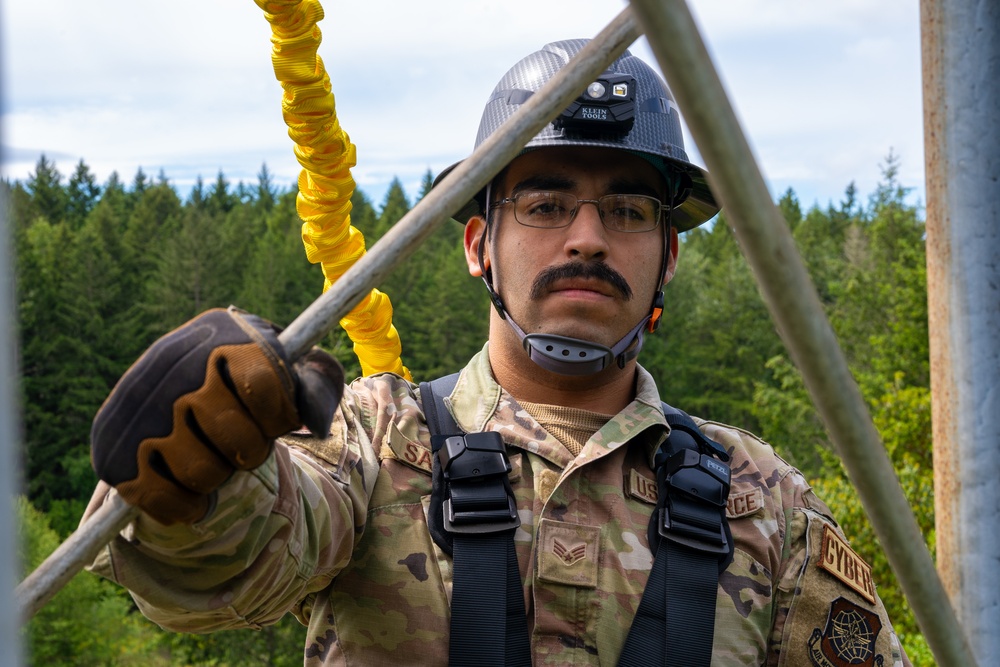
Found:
[8,153,936,665]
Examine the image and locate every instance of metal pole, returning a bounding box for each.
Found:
[629,0,979,665]
[15,7,643,622]
[922,0,1000,663]
[1,95,26,666]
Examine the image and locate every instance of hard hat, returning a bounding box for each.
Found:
[436,38,721,232]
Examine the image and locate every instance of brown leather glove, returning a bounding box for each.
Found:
[91,307,344,524]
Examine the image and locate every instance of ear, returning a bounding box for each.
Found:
[464,215,490,278]
[661,226,680,285]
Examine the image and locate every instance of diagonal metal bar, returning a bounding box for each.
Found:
[628,0,978,665]
[14,6,642,623]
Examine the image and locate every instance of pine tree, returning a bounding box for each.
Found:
[648,211,781,433]
[17,215,104,529]
[238,187,323,325]
[418,168,435,200]
[208,170,236,215]
[26,154,67,224]
[374,177,411,239]
[66,159,101,228]
[257,163,277,213]
[132,166,149,197]
[147,205,233,329]
[189,175,206,209]
[349,189,379,240]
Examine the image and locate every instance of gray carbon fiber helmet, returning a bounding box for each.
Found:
[436,39,721,232]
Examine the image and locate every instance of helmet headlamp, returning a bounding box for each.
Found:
[556,72,636,137]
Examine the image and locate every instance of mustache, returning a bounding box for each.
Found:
[530,262,633,301]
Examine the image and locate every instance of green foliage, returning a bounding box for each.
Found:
[374,177,410,239]
[648,153,932,659]
[66,160,101,228]
[9,156,487,664]
[375,180,490,380]
[809,375,935,662]
[164,618,306,667]
[17,496,169,666]
[10,152,936,663]
[649,211,782,432]
[744,154,933,660]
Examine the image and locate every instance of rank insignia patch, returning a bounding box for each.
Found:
[808,597,884,667]
[818,524,876,604]
[538,519,600,588]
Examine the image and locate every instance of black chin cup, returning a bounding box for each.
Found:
[522,333,614,376]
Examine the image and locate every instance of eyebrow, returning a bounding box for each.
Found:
[609,178,661,199]
[509,175,662,199]
[510,175,574,195]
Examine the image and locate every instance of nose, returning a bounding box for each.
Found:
[564,199,610,261]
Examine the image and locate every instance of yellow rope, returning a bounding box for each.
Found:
[255,0,410,380]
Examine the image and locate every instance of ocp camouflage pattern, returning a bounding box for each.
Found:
[87,345,910,665]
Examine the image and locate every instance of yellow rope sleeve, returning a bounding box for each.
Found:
[254,0,411,380]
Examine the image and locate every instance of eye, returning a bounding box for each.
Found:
[612,203,646,220]
[605,195,656,228]
[517,192,570,224]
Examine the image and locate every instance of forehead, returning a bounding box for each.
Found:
[499,146,665,195]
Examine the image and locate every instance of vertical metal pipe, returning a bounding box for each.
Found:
[629,0,979,665]
[1,138,26,666]
[922,0,1000,662]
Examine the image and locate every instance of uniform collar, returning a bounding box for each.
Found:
[447,344,668,467]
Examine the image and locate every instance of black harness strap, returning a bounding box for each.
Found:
[420,374,531,667]
[422,375,733,667]
[618,407,734,667]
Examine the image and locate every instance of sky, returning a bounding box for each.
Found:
[1,0,925,214]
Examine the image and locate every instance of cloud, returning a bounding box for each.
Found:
[2,0,924,209]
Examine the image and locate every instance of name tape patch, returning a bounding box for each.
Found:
[726,487,764,518]
[628,469,658,505]
[386,423,434,474]
[818,524,876,604]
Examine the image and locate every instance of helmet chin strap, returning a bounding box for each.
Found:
[504,310,652,376]
[479,184,669,377]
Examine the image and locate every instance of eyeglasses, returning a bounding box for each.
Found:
[492,191,664,233]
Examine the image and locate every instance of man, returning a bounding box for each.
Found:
[86,40,910,666]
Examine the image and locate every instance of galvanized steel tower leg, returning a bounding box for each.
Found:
[630,0,979,664]
[922,0,1000,662]
[1,156,25,665]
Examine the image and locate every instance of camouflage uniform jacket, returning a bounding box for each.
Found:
[89,346,909,666]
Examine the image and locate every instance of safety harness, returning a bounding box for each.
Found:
[420,374,734,666]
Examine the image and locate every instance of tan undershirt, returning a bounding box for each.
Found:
[518,400,614,457]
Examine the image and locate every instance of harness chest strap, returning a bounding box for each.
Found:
[421,375,530,667]
[419,374,733,666]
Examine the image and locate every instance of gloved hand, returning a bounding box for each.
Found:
[91,307,344,524]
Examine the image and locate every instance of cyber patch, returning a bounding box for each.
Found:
[808,597,884,667]
[818,524,876,604]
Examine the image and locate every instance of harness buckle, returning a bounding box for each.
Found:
[658,449,731,555]
[438,432,520,534]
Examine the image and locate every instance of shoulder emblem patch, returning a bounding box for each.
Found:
[818,524,876,604]
[808,597,884,667]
